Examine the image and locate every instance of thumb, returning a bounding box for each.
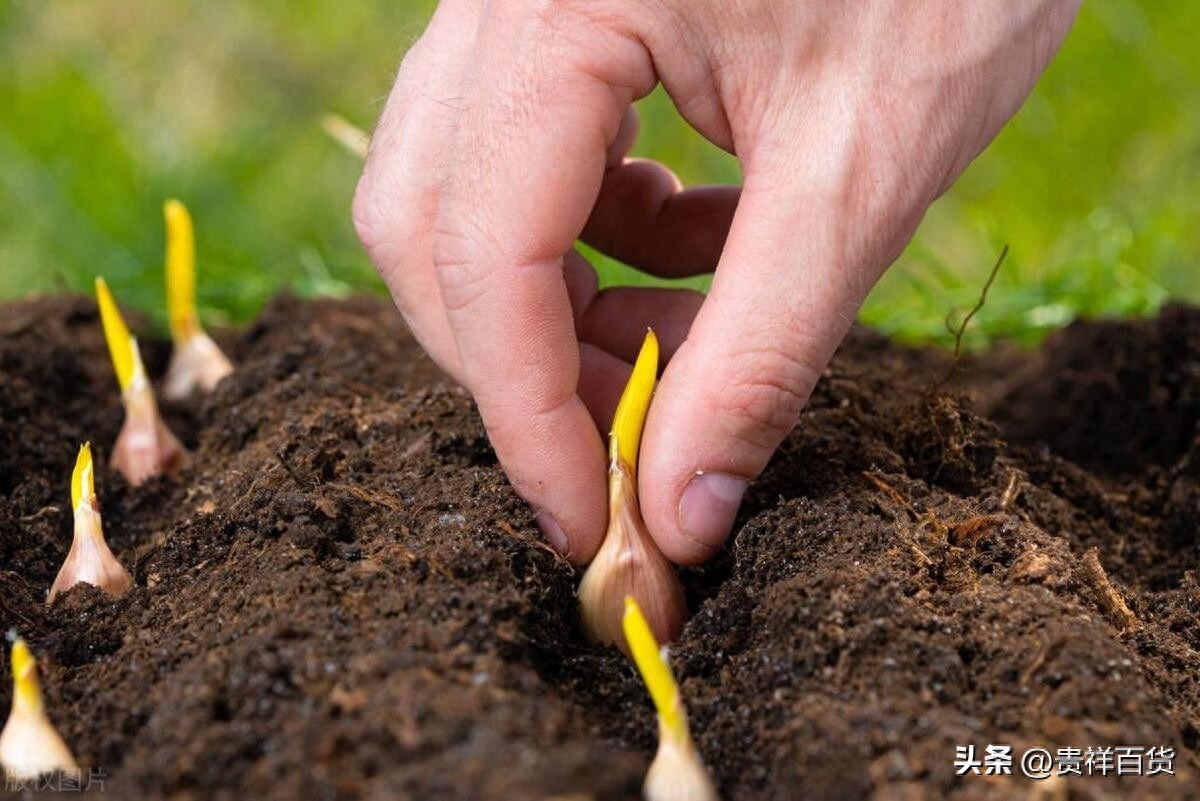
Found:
[638,172,895,565]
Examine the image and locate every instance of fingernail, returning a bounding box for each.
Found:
[678,472,748,550]
[535,511,570,556]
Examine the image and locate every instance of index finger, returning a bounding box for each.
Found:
[431,4,655,562]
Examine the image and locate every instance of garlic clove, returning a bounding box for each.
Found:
[0,638,79,780]
[48,504,133,603]
[645,728,720,801]
[579,330,687,654]
[48,444,133,603]
[111,381,186,487]
[578,468,687,653]
[96,276,188,485]
[162,331,233,400]
[623,598,720,801]
[161,199,233,400]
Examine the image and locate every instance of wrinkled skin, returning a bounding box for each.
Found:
[354,0,1080,565]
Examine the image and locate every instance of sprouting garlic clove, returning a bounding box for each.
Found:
[0,637,79,780]
[95,277,187,486]
[578,466,687,654]
[161,199,233,401]
[623,598,720,801]
[162,331,233,400]
[49,443,132,603]
[579,329,687,654]
[48,501,132,603]
[111,381,186,487]
[644,726,720,801]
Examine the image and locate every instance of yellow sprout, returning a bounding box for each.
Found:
[70,443,94,513]
[164,199,200,345]
[95,277,142,392]
[10,639,40,714]
[610,329,658,472]
[321,113,369,159]
[623,596,685,742]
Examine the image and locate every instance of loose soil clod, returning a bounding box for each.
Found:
[1,293,1199,800]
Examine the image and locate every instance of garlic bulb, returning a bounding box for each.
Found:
[623,598,719,801]
[161,200,234,400]
[48,444,133,603]
[96,277,187,486]
[0,637,79,779]
[579,330,687,654]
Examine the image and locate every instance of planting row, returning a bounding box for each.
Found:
[2,202,719,800]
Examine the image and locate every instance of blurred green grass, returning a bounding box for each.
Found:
[1,1,1196,349]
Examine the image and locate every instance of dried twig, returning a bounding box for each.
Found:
[1000,470,1022,509]
[930,245,1010,394]
[862,471,915,517]
[1078,548,1140,632]
[948,245,1009,361]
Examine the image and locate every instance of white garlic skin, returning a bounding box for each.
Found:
[578,466,687,655]
[0,646,78,780]
[0,710,79,780]
[162,331,233,400]
[644,732,720,801]
[111,383,185,487]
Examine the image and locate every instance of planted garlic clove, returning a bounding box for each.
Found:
[161,199,234,400]
[48,444,133,603]
[163,331,233,400]
[0,637,79,780]
[110,381,186,487]
[96,277,187,486]
[644,724,720,801]
[579,330,687,654]
[623,598,719,801]
[579,466,687,652]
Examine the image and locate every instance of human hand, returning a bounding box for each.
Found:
[354,0,1079,565]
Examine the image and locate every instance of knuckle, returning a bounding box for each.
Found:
[351,172,393,257]
[352,170,426,319]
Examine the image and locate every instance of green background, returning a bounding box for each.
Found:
[1,1,1196,348]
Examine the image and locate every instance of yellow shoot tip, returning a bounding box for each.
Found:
[70,443,94,512]
[164,199,201,344]
[321,113,369,159]
[10,636,42,712]
[623,595,686,743]
[95,277,143,392]
[610,330,658,472]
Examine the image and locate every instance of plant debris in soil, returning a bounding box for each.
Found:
[0,293,1198,800]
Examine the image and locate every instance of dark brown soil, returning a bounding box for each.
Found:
[1,294,1198,800]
